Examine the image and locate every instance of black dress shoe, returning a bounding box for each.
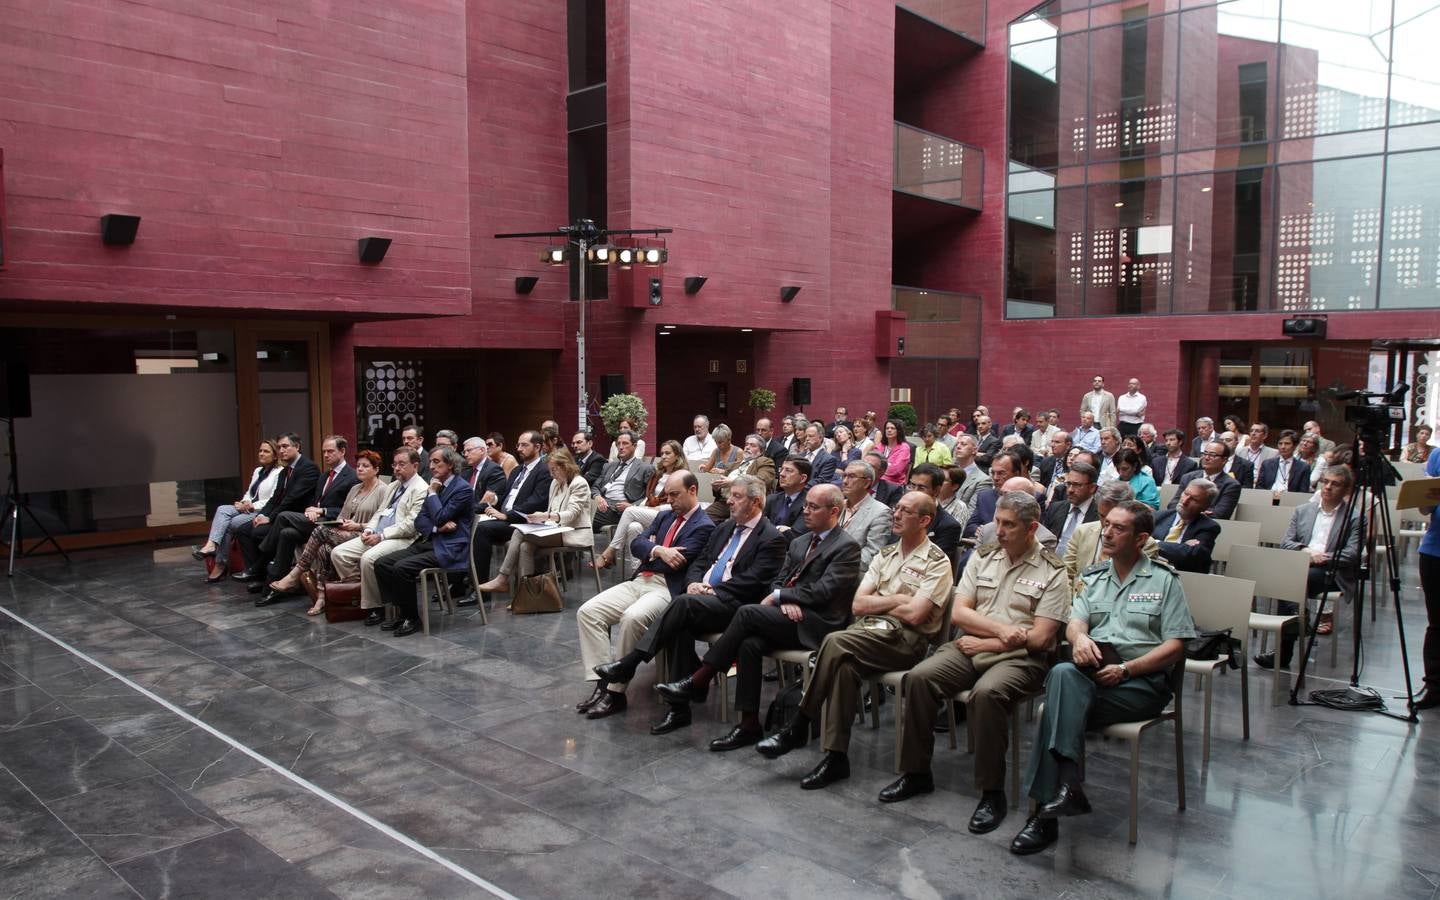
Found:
[709,725,763,752]
[455,594,478,608]
[191,545,215,561]
[380,618,401,632]
[576,682,608,713]
[878,771,934,804]
[649,706,692,735]
[1037,782,1092,819]
[1009,814,1059,855]
[247,581,266,595]
[968,791,1007,833]
[586,691,627,719]
[363,610,385,627]
[593,659,637,685]
[1252,651,1290,670]
[756,718,810,758]
[799,751,850,790]
[392,619,419,637]
[204,567,229,585]
[231,570,262,582]
[1415,689,1440,710]
[254,590,287,607]
[654,676,708,706]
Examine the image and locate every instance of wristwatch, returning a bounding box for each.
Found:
[1118,661,1131,680]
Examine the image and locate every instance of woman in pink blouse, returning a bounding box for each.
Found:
[879,418,911,485]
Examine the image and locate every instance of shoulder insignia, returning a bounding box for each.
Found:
[877,543,900,559]
[1081,562,1109,576]
[1039,547,1064,568]
[926,544,948,563]
[1149,555,1178,574]
[976,541,1001,557]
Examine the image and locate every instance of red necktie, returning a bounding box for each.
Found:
[661,513,685,547]
[322,469,336,497]
[470,470,480,490]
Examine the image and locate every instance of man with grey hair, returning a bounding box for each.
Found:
[1152,478,1221,573]
[884,491,1070,831]
[1192,417,1216,456]
[706,433,777,522]
[837,461,892,567]
[1096,427,1122,484]
[800,422,838,487]
[684,414,717,465]
[1062,480,1158,594]
[593,474,787,733]
[434,428,459,450]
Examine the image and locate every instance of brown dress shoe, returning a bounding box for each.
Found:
[585,690,628,719]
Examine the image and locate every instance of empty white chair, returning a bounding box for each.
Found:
[1179,571,1257,760]
[1226,545,1310,705]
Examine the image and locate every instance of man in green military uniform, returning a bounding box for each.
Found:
[756,491,956,790]
[1010,500,1195,855]
[883,491,1071,837]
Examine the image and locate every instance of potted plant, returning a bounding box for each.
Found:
[888,402,918,434]
[599,393,648,438]
[748,387,776,413]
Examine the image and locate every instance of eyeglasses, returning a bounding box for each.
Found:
[802,502,829,511]
[1063,480,1090,489]
[1200,451,1222,458]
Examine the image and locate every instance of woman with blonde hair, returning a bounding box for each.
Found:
[477,448,594,593]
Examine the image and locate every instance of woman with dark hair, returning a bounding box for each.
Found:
[194,439,282,582]
[594,439,687,569]
[879,418,912,486]
[1222,415,1247,437]
[478,448,594,593]
[1113,447,1160,509]
[267,449,388,615]
[1404,425,1434,463]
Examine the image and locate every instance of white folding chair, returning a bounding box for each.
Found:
[1210,519,1261,572]
[415,514,486,633]
[866,592,958,761]
[1097,660,1187,844]
[1234,503,1295,546]
[1179,571,1256,761]
[1277,491,1312,507]
[1240,488,1275,508]
[1159,482,1180,508]
[1226,545,1309,705]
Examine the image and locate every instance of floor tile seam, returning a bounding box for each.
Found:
[100,824,243,869]
[0,602,524,900]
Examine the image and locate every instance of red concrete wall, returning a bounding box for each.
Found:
[0,0,472,317]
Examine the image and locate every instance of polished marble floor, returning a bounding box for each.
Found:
[0,541,1436,899]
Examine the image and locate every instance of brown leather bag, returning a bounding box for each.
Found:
[511,572,564,614]
[323,581,366,623]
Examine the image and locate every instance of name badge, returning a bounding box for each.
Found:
[976,575,997,587]
[1017,578,1047,590]
[1127,592,1162,603]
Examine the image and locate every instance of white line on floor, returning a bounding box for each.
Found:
[0,603,522,900]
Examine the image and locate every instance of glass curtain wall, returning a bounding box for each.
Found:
[1006,0,1440,317]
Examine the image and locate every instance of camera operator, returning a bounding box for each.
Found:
[1419,442,1440,710]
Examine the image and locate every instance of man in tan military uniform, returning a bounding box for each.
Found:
[756,491,955,791]
[883,491,1070,833]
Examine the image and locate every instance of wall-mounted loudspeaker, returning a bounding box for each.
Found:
[792,377,811,406]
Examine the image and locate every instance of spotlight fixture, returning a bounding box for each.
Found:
[640,246,668,266]
[541,245,568,265]
[684,276,707,295]
[357,236,391,264]
[587,243,617,264]
[616,246,638,269]
[780,285,801,303]
[100,214,141,246]
[514,275,539,294]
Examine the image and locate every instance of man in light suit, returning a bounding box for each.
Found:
[1254,465,1364,670]
[705,433,776,522]
[1078,375,1117,430]
[330,447,430,625]
[800,423,837,487]
[1257,429,1312,495]
[372,446,476,637]
[1063,481,1158,593]
[471,430,553,596]
[591,430,655,530]
[657,484,862,750]
[1169,441,1242,520]
[1236,423,1279,485]
[571,430,607,488]
[593,475,787,734]
[576,472,715,720]
[1152,479,1222,573]
[838,461,893,568]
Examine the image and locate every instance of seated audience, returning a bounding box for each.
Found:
[476,448,594,594]
[830,423,862,468]
[908,463,963,567]
[1402,425,1433,463]
[460,436,507,505]
[571,430,607,487]
[1151,478,1221,573]
[798,422,838,487]
[878,418,912,486]
[470,431,553,598]
[1113,448,1160,509]
[1010,501,1194,856]
[247,435,359,595]
[1153,429,1198,486]
[834,461,892,568]
[590,431,655,532]
[914,424,953,467]
[1043,461,1100,557]
[230,433,322,586]
[766,456,812,536]
[685,415,718,467]
[330,448,430,625]
[706,433,777,522]
[700,423,741,474]
[973,414,1002,470]
[1258,429,1312,497]
[194,439,282,581]
[938,464,970,530]
[1295,432,1326,490]
[486,432,520,478]
[1063,481,1158,593]
[607,417,647,461]
[1169,441,1242,519]
[1070,411,1101,454]
[595,439,684,570]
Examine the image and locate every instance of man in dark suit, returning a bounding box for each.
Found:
[460,436,507,504]
[973,415,1003,471]
[1191,417,1216,457]
[1256,429,1311,494]
[232,432,321,584]
[1168,441,1242,519]
[799,423,837,487]
[571,430,607,488]
[591,430,655,531]
[1042,461,1100,557]
[593,475,787,733]
[656,483,862,750]
[823,406,851,440]
[469,430,552,595]
[908,463,963,567]
[254,435,360,600]
[372,446,476,636]
[765,456,811,537]
[1218,431,1254,488]
[863,451,903,506]
[757,417,789,470]
[577,472,715,719]
[963,452,1021,540]
[1152,479,1222,573]
[1037,432,1074,491]
[1151,429,1199,486]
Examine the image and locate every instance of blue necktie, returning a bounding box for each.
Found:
[707,525,747,586]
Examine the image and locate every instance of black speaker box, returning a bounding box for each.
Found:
[0,362,32,419]
[792,377,811,407]
[100,214,141,246]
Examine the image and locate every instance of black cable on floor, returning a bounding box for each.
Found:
[1308,685,1385,711]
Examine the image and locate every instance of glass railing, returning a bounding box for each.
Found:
[897,0,985,43]
[894,123,983,210]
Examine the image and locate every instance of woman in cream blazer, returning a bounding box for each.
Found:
[478,448,594,593]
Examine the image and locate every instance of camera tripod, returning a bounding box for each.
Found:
[1,416,69,577]
[1289,428,1417,722]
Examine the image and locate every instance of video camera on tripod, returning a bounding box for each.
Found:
[1336,384,1408,435]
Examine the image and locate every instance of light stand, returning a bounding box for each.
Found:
[1,416,70,576]
[495,219,672,432]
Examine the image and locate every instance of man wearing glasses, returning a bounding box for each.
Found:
[1167,441,1242,520]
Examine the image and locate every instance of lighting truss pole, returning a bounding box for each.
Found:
[495,219,671,432]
